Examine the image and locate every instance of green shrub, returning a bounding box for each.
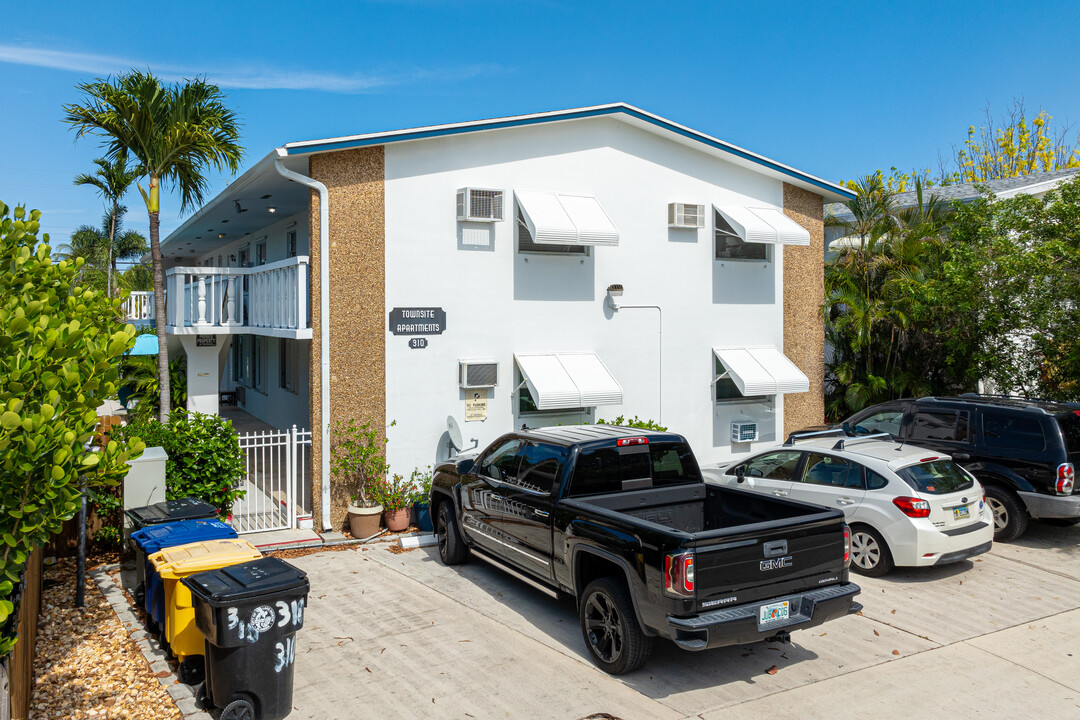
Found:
[0,202,144,656]
[409,466,433,505]
[368,473,415,513]
[331,418,394,508]
[119,411,245,515]
[121,353,186,422]
[596,415,668,432]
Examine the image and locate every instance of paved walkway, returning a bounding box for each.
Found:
[282,522,1080,719]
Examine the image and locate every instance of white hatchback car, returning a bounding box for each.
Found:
[709,431,995,576]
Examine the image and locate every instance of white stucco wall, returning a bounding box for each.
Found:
[382,117,798,475]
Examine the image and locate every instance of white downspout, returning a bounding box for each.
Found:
[274,151,332,532]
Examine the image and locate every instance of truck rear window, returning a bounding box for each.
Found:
[896,460,974,495]
[569,442,701,497]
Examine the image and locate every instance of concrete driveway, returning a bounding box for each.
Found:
[286,522,1080,720]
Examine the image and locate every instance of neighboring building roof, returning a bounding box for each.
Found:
[826,167,1080,223]
[162,103,855,257]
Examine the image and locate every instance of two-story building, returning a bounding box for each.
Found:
[142,103,855,533]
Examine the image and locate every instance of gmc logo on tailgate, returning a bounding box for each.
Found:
[760,556,793,571]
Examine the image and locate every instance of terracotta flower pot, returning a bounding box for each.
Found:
[348,503,383,539]
[384,508,410,532]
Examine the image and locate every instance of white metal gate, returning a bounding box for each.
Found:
[231,426,312,534]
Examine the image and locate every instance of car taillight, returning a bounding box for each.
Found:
[893,496,932,518]
[663,551,695,598]
[843,525,851,568]
[1056,463,1075,494]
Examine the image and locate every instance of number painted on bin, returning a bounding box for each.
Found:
[274,636,295,673]
[276,600,290,627]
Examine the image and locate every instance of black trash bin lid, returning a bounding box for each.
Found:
[125,497,219,526]
[184,557,309,605]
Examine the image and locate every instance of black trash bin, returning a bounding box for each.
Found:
[183,557,310,720]
[125,497,219,600]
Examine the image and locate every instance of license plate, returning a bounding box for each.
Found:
[953,505,970,520]
[759,601,790,625]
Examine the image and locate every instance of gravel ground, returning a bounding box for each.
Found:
[29,558,182,720]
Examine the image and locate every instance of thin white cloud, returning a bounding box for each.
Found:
[0,43,501,93]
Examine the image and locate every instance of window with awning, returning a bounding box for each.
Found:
[515,191,619,247]
[515,352,623,411]
[714,205,811,248]
[713,347,809,398]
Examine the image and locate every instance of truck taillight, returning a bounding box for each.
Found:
[843,525,851,568]
[892,496,931,518]
[1056,463,1075,494]
[663,552,695,598]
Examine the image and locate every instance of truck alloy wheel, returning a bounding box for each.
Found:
[579,577,652,675]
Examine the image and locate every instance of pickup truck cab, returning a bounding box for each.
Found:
[430,425,860,674]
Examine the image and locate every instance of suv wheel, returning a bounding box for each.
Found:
[984,486,1029,542]
[579,577,652,675]
[436,500,469,565]
[849,525,894,577]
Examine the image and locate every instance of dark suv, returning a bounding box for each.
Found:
[835,395,1080,541]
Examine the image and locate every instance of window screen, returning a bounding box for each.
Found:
[912,411,970,442]
[982,412,1046,451]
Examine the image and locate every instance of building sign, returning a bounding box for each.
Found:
[389,307,445,336]
[196,335,217,347]
[465,389,488,422]
[408,338,428,349]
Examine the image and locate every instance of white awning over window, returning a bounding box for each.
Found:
[516,191,619,246]
[713,346,809,396]
[714,205,810,246]
[515,352,623,410]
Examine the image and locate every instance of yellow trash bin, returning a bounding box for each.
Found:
[148,539,262,679]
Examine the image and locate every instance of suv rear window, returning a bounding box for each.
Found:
[1057,413,1080,457]
[982,412,1046,451]
[896,460,974,495]
[569,441,701,497]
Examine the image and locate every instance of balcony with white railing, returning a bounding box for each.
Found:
[156,257,311,339]
[122,291,156,323]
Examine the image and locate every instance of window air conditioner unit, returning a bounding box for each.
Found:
[731,421,759,443]
[457,188,504,222]
[459,361,499,389]
[668,202,706,229]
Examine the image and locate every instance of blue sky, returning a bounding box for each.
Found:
[3,0,1080,246]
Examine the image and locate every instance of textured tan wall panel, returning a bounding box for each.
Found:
[782,183,825,435]
[308,147,386,532]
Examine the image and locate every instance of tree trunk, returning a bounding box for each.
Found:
[149,204,171,422]
[107,206,116,299]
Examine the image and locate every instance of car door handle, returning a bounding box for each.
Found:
[533,509,550,518]
[773,491,788,497]
[837,498,856,505]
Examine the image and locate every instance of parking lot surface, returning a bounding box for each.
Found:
[287,523,1080,719]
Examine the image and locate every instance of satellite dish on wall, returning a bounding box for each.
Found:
[447,416,464,452]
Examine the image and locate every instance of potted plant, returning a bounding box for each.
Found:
[410,466,434,533]
[370,473,414,532]
[331,418,392,539]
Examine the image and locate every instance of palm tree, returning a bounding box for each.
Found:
[54,211,147,292]
[55,224,110,285]
[64,70,243,422]
[74,154,140,298]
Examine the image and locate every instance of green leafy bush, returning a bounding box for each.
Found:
[331,418,394,508]
[119,411,245,515]
[122,353,186,422]
[0,202,144,656]
[597,415,668,432]
[409,466,433,505]
[369,473,415,513]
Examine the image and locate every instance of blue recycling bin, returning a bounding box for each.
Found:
[132,519,237,629]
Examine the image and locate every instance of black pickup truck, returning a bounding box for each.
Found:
[429,425,860,674]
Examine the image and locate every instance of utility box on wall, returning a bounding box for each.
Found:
[123,446,168,539]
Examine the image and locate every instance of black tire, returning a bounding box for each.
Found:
[579,577,652,675]
[849,525,894,577]
[436,500,469,565]
[177,656,204,686]
[984,485,1028,542]
[220,698,256,720]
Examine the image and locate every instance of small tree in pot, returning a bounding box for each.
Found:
[369,473,415,533]
[331,418,393,538]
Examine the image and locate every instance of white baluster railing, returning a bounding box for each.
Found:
[121,291,156,321]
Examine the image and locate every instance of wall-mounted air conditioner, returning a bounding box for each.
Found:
[459,360,499,388]
[731,421,759,443]
[457,188,504,222]
[668,202,706,229]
